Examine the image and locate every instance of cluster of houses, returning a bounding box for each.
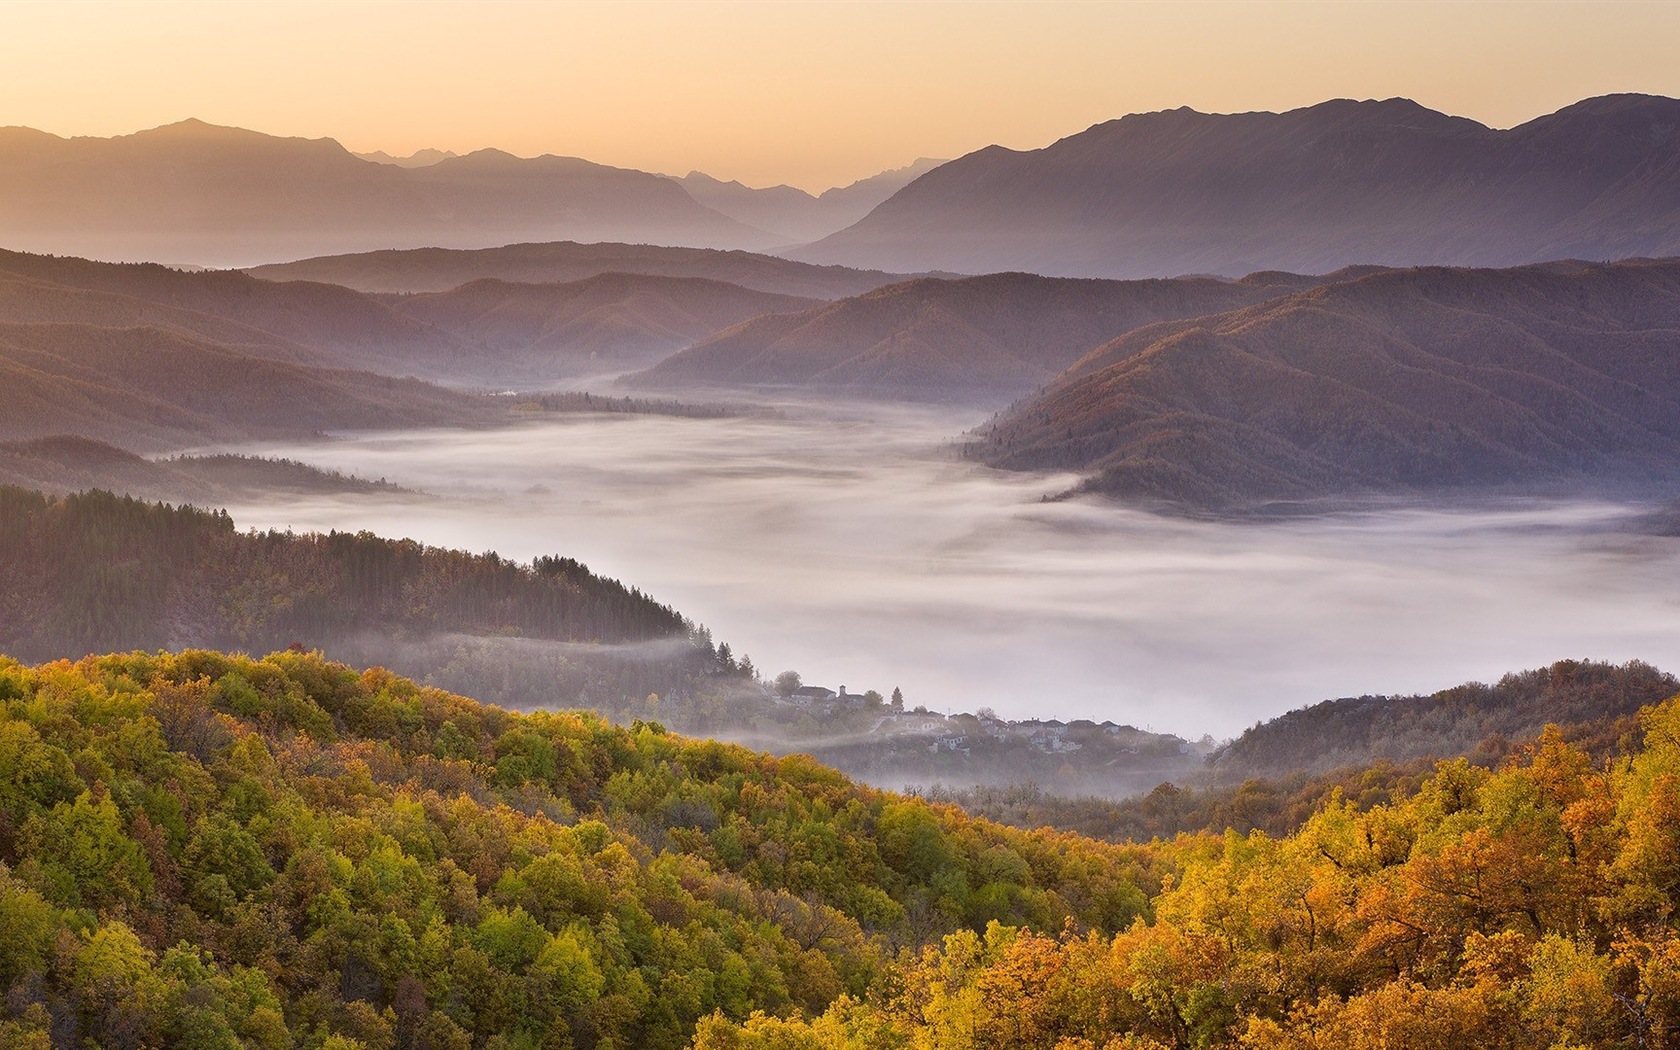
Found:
[779,682,1194,759]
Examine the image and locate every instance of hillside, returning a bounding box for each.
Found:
[797,94,1680,278]
[703,689,1680,1049]
[1207,658,1680,781]
[625,269,1333,403]
[0,487,690,665]
[247,239,914,298]
[923,658,1676,846]
[384,273,820,379]
[0,248,469,377]
[975,259,1680,509]
[0,322,488,451]
[0,119,773,266]
[0,438,407,504]
[0,648,1155,1049]
[0,247,823,388]
[8,645,1676,1048]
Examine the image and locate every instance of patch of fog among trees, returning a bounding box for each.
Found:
[211,400,1680,737]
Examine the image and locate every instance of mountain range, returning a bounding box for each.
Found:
[0,247,825,389]
[796,94,1680,278]
[0,119,773,266]
[8,96,1680,282]
[975,258,1680,510]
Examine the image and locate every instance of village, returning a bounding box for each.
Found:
[749,678,1213,794]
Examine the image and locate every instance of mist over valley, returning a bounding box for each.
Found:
[205,402,1680,740]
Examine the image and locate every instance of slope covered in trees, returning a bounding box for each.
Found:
[1207,659,1679,781]
[0,649,1157,1049]
[976,259,1680,509]
[0,438,406,504]
[699,693,1680,1050]
[0,247,827,389]
[0,249,464,375]
[626,270,1332,404]
[922,659,1675,844]
[0,323,487,452]
[6,646,1678,1050]
[0,488,689,665]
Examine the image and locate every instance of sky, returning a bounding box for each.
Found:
[4,0,1679,191]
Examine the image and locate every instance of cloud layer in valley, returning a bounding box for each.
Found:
[212,401,1680,738]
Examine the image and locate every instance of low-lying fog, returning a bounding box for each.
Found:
[214,401,1680,738]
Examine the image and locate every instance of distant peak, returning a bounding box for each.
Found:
[146,117,240,135]
[354,147,458,168]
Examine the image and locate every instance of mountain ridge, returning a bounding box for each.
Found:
[0,118,778,266]
[974,257,1680,509]
[794,94,1680,278]
[623,268,1345,403]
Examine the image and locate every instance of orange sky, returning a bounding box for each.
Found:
[4,0,1678,192]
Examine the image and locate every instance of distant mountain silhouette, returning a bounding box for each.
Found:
[385,273,819,380]
[0,120,776,266]
[353,147,459,167]
[623,269,1341,403]
[975,259,1680,510]
[247,240,914,298]
[795,95,1680,278]
[674,158,947,242]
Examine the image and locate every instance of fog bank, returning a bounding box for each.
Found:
[212,401,1680,738]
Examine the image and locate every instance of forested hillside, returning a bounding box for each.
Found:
[0,438,406,504]
[4,648,1679,1049]
[922,659,1676,843]
[626,270,1331,404]
[0,649,1156,1049]
[0,487,687,664]
[1207,659,1679,780]
[977,258,1680,509]
[700,696,1680,1050]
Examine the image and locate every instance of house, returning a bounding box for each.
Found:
[791,685,837,702]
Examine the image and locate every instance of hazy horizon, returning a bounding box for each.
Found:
[6,0,1679,192]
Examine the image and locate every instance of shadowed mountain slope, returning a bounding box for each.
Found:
[0,248,821,386]
[247,239,915,298]
[624,269,1339,403]
[0,322,488,451]
[0,248,466,375]
[385,273,820,379]
[797,95,1680,278]
[0,119,774,266]
[975,259,1680,509]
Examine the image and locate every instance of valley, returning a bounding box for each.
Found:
[4,18,1680,1042]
